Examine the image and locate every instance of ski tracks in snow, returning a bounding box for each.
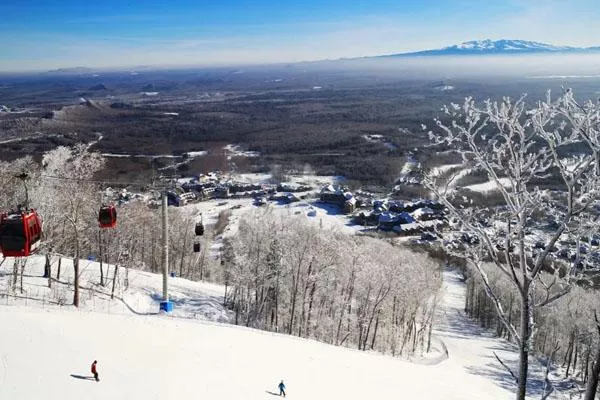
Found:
[434,269,565,399]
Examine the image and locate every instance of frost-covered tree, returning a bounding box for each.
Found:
[37,145,104,307]
[0,156,38,210]
[225,209,441,357]
[584,312,600,400]
[425,91,600,399]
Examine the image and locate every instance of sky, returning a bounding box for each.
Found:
[1,0,600,71]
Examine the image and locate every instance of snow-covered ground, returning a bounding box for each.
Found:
[430,163,462,177]
[0,256,230,322]
[223,144,260,158]
[184,174,359,237]
[464,177,512,193]
[430,165,511,193]
[432,271,570,399]
[447,167,473,189]
[0,263,568,399]
[362,134,398,150]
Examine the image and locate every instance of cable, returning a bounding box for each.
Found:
[38,174,183,192]
[40,174,152,188]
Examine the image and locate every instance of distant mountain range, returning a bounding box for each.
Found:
[40,39,600,74]
[383,39,600,57]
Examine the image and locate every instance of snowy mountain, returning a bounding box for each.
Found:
[384,39,600,57]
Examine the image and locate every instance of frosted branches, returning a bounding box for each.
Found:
[425,90,600,400]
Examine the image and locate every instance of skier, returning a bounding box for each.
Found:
[91,360,99,382]
[278,380,286,397]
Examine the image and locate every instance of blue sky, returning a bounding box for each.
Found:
[1,0,599,71]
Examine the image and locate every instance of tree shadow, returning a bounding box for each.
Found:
[70,374,95,381]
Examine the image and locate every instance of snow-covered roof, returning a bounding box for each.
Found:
[379,212,400,223]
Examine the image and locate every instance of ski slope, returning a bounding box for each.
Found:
[0,263,564,399]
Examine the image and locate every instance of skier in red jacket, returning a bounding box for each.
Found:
[91,360,99,382]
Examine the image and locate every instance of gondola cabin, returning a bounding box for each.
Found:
[98,205,117,229]
[0,210,42,257]
[195,221,204,236]
[193,242,201,253]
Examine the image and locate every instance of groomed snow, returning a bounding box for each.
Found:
[0,267,547,400]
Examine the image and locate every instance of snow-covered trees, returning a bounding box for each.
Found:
[425,91,600,399]
[223,209,442,357]
[35,145,105,306]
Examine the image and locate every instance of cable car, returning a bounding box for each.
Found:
[195,221,204,236]
[195,213,204,236]
[0,209,42,257]
[98,205,117,228]
[193,242,201,253]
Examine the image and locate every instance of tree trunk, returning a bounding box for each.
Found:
[99,229,104,286]
[199,250,206,281]
[335,270,355,345]
[45,255,52,288]
[44,254,51,279]
[370,310,381,350]
[73,256,80,307]
[516,287,531,400]
[56,257,62,280]
[19,258,26,294]
[574,342,579,376]
[584,344,600,400]
[305,281,317,337]
[288,262,302,334]
[275,270,280,331]
[151,233,156,272]
[140,227,145,268]
[111,262,118,299]
[565,331,575,376]
[179,228,189,277]
[12,258,19,290]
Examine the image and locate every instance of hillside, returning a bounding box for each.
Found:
[0,257,568,399]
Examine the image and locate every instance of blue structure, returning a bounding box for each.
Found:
[160,300,173,312]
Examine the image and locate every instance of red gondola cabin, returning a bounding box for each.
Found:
[98,205,117,229]
[0,210,42,257]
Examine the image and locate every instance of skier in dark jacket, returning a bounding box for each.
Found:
[278,380,286,397]
[91,360,99,382]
